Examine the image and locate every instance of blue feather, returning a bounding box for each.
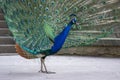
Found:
[50,18,76,54]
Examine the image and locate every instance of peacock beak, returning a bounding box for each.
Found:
[75,22,80,26]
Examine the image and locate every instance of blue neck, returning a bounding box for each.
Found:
[49,18,76,55]
[68,21,74,27]
[68,18,76,28]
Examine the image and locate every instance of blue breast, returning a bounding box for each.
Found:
[50,18,76,54]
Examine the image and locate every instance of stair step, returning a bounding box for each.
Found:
[72,31,120,38]
[93,38,120,46]
[0,13,4,20]
[0,28,12,36]
[0,20,7,28]
[0,45,16,53]
[0,53,17,56]
[0,9,2,13]
[0,36,15,44]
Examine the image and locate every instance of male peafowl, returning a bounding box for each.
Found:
[1,0,120,73]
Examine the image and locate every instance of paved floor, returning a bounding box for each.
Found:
[0,55,120,80]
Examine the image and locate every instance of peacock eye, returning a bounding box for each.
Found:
[51,1,55,6]
[28,2,31,7]
[41,0,45,3]
[34,7,37,11]
[21,0,25,2]
[101,1,107,5]
[73,7,78,12]
[64,7,68,12]
[55,10,59,14]
[45,7,49,11]
[34,0,37,3]
[39,5,43,9]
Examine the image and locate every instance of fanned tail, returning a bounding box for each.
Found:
[1,0,120,55]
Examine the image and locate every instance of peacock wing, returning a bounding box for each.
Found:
[1,0,56,54]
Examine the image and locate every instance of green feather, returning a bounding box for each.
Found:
[1,0,120,54]
[43,21,55,41]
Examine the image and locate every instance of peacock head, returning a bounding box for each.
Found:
[69,14,77,24]
[71,18,77,24]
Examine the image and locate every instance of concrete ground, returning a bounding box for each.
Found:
[0,55,120,80]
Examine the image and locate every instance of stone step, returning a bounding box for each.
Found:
[93,38,120,46]
[0,45,16,53]
[0,53,17,56]
[0,28,12,36]
[0,36,15,44]
[0,20,7,28]
[0,13,4,20]
[0,9,2,13]
[72,31,120,38]
[59,46,120,57]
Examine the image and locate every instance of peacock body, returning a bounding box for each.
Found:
[0,0,120,73]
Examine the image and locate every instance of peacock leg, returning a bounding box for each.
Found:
[39,58,56,74]
[41,58,44,72]
[38,58,43,72]
[42,58,48,73]
[38,58,48,73]
[43,58,56,74]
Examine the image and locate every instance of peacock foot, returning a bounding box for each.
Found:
[38,70,56,74]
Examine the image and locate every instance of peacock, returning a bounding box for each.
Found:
[0,0,120,73]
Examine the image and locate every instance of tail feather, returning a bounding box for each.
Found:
[15,44,38,59]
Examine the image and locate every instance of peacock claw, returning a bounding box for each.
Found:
[38,70,56,74]
[46,71,56,74]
